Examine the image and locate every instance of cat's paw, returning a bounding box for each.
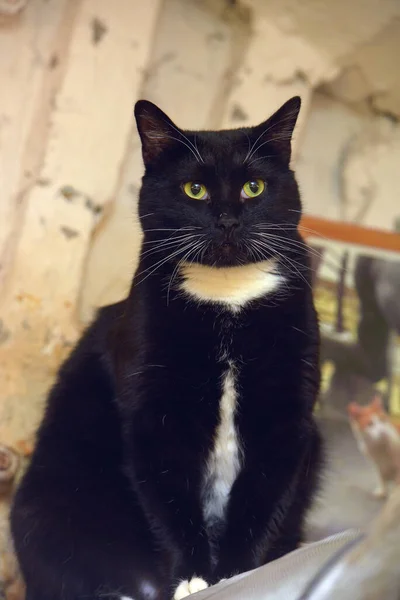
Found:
[173,577,209,599]
[373,485,387,499]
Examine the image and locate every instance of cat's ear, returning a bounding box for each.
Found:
[252,96,301,164]
[135,100,180,166]
[347,402,361,417]
[371,394,383,410]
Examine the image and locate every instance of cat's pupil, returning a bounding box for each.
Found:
[249,181,259,193]
[191,183,202,196]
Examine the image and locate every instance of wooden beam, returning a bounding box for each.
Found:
[300,216,400,254]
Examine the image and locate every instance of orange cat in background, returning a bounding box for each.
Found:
[347,396,400,499]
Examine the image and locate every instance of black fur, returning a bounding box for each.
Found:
[11,97,322,600]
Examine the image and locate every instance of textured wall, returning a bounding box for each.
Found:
[1,0,399,458]
[0,0,399,593]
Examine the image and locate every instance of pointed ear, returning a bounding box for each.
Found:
[251,96,301,164]
[347,402,360,417]
[371,394,383,410]
[134,100,180,166]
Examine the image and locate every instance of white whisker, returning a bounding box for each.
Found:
[252,231,342,272]
[141,235,203,259]
[250,238,312,291]
[166,239,207,305]
[244,112,299,164]
[143,227,201,233]
[135,241,196,286]
[162,119,205,164]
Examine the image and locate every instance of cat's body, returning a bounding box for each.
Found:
[11,98,322,600]
[348,396,400,498]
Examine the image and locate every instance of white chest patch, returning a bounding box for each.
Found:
[179,260,283,311]
[202,361,241,524]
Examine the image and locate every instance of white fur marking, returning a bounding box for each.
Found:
[367,416,387,441]
[203,363,241,523]
[179,260,283,310]
[173,577,209,599]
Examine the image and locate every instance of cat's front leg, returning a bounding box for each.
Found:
[173,577,209,600]
[373,468,389,499]
[213,421,321,580]
[124,408,212,594]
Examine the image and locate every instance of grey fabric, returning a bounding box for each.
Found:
[193,487,400,599]
[194,530,362,599]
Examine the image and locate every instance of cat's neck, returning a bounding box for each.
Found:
[178,260,283,311]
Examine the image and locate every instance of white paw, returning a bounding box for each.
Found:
[373,485,387,499]
[173,577,209,599]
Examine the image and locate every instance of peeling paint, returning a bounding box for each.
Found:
[48,54,59,70]
[60,226,79,239]
[0,320,10,345]
[207,31,225,43]
[37,178,51,187]
[91,17,108,45]
[60,185,79,201]
[85,197,103,215]
[231,103,248,121]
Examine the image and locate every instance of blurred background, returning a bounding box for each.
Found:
[1,0,400,596]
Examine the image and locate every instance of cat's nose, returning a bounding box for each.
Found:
[217,213,240,232]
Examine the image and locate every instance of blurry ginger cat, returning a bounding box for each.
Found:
[348,395,400,499]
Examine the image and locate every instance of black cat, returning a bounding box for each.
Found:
[11,97,322,600]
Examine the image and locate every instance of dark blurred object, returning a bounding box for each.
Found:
[321,255,400,414]
[335,251,349,333]
[300,486,400,599]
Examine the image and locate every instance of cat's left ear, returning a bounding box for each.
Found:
[252,96,301,164]
[371,394,383,410]
[347,402,360,417]
[135,100,181,166]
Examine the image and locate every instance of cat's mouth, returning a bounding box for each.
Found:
[201,240,248,267]
[185,233,276,268]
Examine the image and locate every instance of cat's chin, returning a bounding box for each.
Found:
[208,257,244,268]
[198,243,259,268]
[197,257,246,268]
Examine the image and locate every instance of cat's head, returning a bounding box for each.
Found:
[348,395,388,432]
[134,97,303,268]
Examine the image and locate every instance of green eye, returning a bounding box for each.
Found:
[241,179,265,199]
[183,182,209,200]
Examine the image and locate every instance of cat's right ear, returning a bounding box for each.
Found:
[250,96,301,165]
[371,394,383,410]
[135,100,179,166]
[347,402,360,417]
